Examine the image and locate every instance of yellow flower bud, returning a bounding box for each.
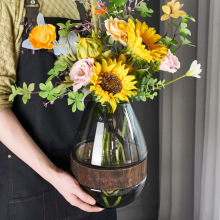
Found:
[75,31,103,60]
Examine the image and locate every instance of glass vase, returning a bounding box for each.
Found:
[70,102,147,208]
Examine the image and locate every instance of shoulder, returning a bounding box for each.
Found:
[1,0,25,20]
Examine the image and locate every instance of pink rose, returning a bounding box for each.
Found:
[69,58,94,92]
[160,49,180,73]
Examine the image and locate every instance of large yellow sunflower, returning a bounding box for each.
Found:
[89,56,137,112]
[127,19,168,63]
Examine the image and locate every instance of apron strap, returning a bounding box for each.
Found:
[25,0,40,30]
[24,1,86,29]
[75,1,87,21]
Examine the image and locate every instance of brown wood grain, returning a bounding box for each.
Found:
[70,153,147,190]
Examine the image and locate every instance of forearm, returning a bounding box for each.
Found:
[0,108,102,212]
[0,108,59,185]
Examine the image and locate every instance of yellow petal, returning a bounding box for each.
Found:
[102,59,108,72]
[118,54,126,64]
[95,61,102,75]
[161,14,171,21]
[162,5,171,14]
[173,2,181,13]
[110,98,117,112]
[176,10,187,17]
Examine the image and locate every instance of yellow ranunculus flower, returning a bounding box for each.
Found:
[161,0,186,21]
[75,31,103,60]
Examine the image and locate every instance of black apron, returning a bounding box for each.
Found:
[0,16,117,220]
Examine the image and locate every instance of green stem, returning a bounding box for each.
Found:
[147,75,187,92]
[102,196,122,208]
[173,43,183,53]
[102,190,120,197]
[115,41,119,54]
[163,18,172,38]
[117,116,127,164]
[101,127,107,166]
[106,132,111,166]
[91,0,98,36]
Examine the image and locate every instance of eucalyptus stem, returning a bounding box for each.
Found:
[64,56,73,68]
[53,44,76,61]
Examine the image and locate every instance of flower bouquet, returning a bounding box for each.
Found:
[10,0,201,208]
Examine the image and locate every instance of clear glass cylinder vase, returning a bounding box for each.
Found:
[71,102,147,208]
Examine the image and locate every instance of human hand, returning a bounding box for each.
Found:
[51,168,103,212]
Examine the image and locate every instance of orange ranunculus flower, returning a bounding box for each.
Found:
[29,24,56,49]
[92,4,108,16]
[161,0,186,21]
[104,17,128,46]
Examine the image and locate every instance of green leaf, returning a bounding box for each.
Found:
[28,83,35,92]
[39,83,47,91]
[180,35,191,45]
[58,29,67,37]
[109,0,128,6]
[72,103,77,112]
[68,98,75,105]
[103,13,109,19]
[9,94,17,102]
[76,101,84,111]
[170,39,179,46]
[22,94,31,104]
[47,69,57,76]
[136,2,154,17]
[57,23,66,28]
[161,36,173,47]
[184,15,196,22]
[52,88,60,94]
[45,82,53,91]
[39,91,49,98]
[171,23,179,27]
[66,20,71,26]
[181,18,188,24]
[68,92,76,100]
[181,28,191,36]
[47,95,56,101]
[23,82,27,90]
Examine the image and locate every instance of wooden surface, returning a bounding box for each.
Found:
[70,153,147,190]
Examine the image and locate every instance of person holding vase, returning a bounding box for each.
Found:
[0,0,117,219]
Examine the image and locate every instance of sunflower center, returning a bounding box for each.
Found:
[142,40,151,51]
[100,73,122,95]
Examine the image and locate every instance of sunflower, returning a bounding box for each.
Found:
[89,57,137,112]
[127,19,168,63]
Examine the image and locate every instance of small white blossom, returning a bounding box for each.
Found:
[186,60,202,78]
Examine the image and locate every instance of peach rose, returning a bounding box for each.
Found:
[104,17,128,46]
[29,24,56,49]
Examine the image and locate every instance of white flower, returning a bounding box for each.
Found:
[186,60,202,78]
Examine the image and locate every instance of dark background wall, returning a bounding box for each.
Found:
[117,1,161,219]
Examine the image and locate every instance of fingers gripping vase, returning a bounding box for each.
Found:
[70,102,147,208]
